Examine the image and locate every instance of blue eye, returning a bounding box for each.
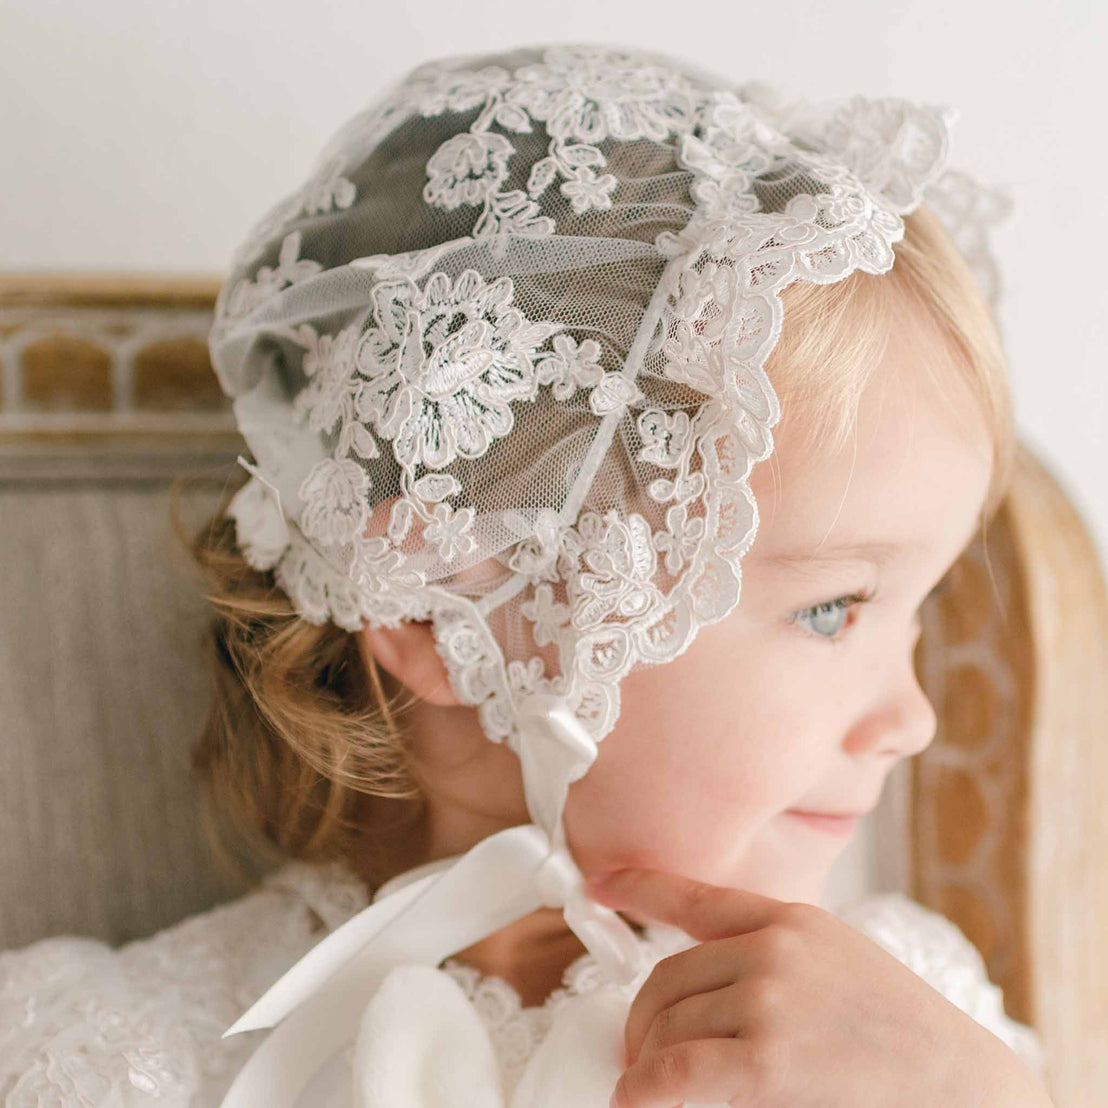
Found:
[789,590,875,644]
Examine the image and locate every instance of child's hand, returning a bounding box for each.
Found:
[585,868,1053,1108]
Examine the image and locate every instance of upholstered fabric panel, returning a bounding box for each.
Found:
[0,475,269,949]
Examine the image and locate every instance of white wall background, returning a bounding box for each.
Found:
[2,0,1104,561]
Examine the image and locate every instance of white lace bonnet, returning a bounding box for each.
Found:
[208,42,1010,1044]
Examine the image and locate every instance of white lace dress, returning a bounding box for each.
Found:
[0,859,1046,1106]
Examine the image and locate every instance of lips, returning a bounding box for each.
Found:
[784,809,867,836]
[791,809,871,818]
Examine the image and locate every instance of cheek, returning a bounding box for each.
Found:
[607,635,822,802]
[564,685,813,874]
[561,633,845,870]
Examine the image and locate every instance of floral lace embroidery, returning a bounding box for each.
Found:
[222,230,322,321]
[0,860,373,1107]
[269,263,633,572]
[260,857,372,931]
[211,44,989,768]
[412,45,701,237]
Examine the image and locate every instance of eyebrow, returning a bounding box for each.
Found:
[756,539,909,571]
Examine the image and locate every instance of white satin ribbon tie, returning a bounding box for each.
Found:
[216,693,648,1107]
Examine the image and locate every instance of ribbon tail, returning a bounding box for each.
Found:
[562,886,646,987]
[515,693,645,987]
[353,965,506,1108]
[508,986,630,1108]
[217,824,550,1108]
[223,867,437,1036]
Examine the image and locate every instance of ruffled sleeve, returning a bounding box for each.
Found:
[836,892,1047,1084]
[0,860,371,1106]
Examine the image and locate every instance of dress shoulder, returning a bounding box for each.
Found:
[0,859,370,1107]
[835,892,1047,1083]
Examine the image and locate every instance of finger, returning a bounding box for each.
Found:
[634,981,744,1065]
[585,867,783,941]
[625,944,749,1065]
[610,1037,766,1108]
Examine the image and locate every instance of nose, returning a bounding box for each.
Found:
[889,671,939,758]
[842,640,938,760]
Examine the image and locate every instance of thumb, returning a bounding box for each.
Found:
[584,867,784,940]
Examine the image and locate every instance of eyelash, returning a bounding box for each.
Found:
[788,588,877,646]
[788,577,953,646]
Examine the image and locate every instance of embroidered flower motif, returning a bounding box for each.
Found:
[222,231,322,320]
[353,536,427,598]
[352,268,562,470]
[228,156,356,272]
[637,409,692,469]
[411,45,701,236]
[689,172,763,228]
[508,509,580,585]
[653,502,706,575]
[520,582,572,647]
[668,262,734,336]
[229,194,306,272]
[559,165,618,214]
[571,510,662,629]
[507,45,698,144]
[290,324,362,436]
[120,1041,181,1097]
[658,316,721,396]
[413,472,464,503]
[646,471,707,507]
[298,457,370,546]
[415,64,515,120]
[9,1051,113,1106]
[210,44,972,757]
[3,977,197,1108]
[276,323,383,465]
[680,93,779,182]
[424,132,514,210]
[587,372,643,417]
[506,656,547,699]
[423,501,477,562]
[301,154,357,215]
[533,334,604,400]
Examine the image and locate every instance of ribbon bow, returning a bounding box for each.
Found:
[217,693,649,1107]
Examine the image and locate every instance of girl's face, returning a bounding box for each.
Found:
[563,311,995,907]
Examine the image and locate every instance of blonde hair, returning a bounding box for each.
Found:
[172,204,1014,886]
[168,485,429,889]
[767,204,1014,523]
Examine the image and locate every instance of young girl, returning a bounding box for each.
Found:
[1,42,1051,1108]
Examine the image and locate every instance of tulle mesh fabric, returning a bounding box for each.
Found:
[207,42,1006,757]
